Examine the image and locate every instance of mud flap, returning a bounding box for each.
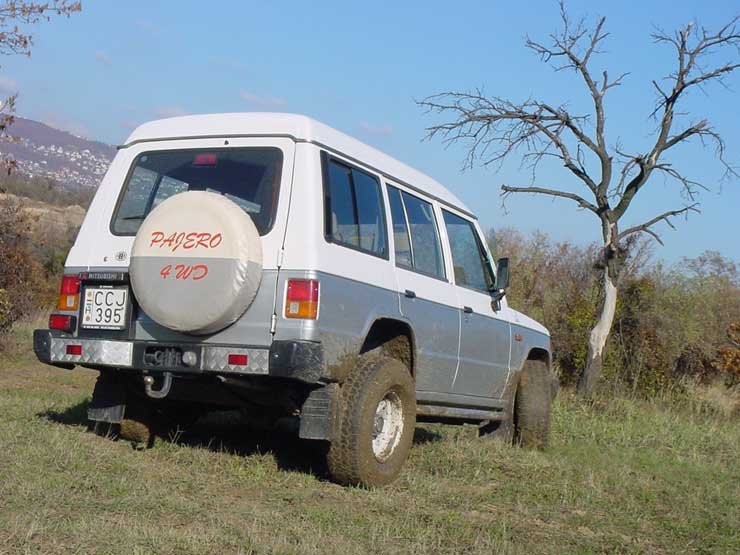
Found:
[87,372,127,424]
[298,383,338,440]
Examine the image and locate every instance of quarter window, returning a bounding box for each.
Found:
[443,211,494,292]
[324,157,387,257]
[387,185,445,279]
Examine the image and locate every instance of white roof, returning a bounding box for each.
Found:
[123,112,471,215]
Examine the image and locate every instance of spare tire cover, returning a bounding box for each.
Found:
[129,191,263,335]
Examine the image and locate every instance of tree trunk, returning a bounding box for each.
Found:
[577,265,618,396]
[577,219,620,397]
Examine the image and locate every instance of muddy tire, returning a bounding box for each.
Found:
[119,401,155,448]
[327,356,416,487]
[513,359,552,449]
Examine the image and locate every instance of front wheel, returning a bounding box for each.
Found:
[327,356,416,487]
[513,360,552,449]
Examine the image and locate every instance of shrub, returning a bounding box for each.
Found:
[492,227,740,396]
[714,322,740,387]
[0,288,11,332]
[0,198,49,332]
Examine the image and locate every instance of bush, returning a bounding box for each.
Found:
[492,227,740,396]
[0,288,11,332]
[714,322,740,387]
[0,198,54,333]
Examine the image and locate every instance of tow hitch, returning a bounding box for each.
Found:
[144,372,173,399]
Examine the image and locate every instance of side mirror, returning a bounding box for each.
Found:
[490,257,509,311]
[495,257,510,291]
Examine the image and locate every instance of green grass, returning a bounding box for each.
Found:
[1,331,739,554]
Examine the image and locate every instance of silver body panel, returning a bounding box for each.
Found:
[453,308,511,399]
[135,270,278,346]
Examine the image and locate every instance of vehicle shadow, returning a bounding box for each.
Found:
[39,399,90,426]
[413,427,443,445]
[177,411,332,479]
[39,401,443,480]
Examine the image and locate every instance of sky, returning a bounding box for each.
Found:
[1,0,738,263]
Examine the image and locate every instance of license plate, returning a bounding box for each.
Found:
[82,287,129,330]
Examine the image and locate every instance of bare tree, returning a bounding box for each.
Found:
[0,1,81,172]
[419,2,739,396]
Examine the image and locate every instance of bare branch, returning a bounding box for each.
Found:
[419,91,602,194]
[525,1,614,195]
[0,2,81,57]
[611,19,740,219]
[501,184,599,213]
[618,204,700,245]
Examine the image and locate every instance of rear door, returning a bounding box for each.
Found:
[386,183,460,394]
[442,210,511,399]
[94,137,296,346]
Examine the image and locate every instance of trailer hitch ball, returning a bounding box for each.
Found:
[144,372,173,399]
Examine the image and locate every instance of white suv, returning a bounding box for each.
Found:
[34,113,553,486]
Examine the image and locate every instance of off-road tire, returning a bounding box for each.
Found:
[327,356,416,487]
[513,359,552,449]
[119,400,155,448]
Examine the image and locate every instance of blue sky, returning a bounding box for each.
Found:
[2,0,738,262]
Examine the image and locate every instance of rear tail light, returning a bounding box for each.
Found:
[49,314,76,332]
[57,275,80,311]
[285,279,319,319]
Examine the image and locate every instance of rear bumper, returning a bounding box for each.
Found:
[33,329,325,383]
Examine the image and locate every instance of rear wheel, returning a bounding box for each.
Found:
[327,356,416,487]
[119,400,156,448]
[513,359,552,449]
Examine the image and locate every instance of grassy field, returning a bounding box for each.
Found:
[1,325,739,554]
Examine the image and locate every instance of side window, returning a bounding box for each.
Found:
[443,211,494,292]
[387,185,445,279]
[387,186,413,267]
[324,156,387,257]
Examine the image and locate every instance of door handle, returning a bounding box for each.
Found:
[463,306,473,314]
[404,289,416,299]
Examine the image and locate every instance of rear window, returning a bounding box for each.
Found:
[111,147,283,235]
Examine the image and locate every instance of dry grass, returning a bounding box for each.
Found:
[0,330,739,554]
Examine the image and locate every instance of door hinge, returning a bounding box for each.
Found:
[270,313,277,334]
[277,248,285,268]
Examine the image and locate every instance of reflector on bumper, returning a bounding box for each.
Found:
[202,346,268,374]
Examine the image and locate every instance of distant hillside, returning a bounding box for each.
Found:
[0,192,86,246]
[0,117,115,189]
